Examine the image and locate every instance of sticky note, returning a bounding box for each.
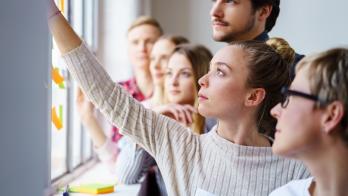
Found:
[69,183,115,194]
[52,67,64,84]
[52,106,63,130]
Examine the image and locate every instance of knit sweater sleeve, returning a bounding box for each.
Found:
[62,43,197,161]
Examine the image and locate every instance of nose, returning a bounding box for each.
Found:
[198,73,209,88]
[270,103,282,120]
[170,73,180,86]
[151,57,161,70]
[138,40,146,52]
[210,0,224,19]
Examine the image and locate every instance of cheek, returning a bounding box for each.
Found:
[182,78,196,93]
[146,44,154,53]
[164,78,170,89]
[273,108,321,157]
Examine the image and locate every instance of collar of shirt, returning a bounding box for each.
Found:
[118,77,146,102]
[254,31,269,42]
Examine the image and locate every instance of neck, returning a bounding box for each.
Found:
[230,25,266,43]
[302,140,348,196]
[134,68,153,97]
[150,83,164,106]
[216,116,270,147]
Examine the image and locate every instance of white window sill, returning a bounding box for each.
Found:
[53,162,140,195]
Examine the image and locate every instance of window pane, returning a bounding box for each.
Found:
[82,128,93,162]
[51,47,68,179]
[51,0,69,180]
[71,83,83,168]
[84,0,94,47]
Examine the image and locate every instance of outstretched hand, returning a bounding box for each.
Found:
[153,104,197,127]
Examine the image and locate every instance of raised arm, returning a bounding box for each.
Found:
[47,0,199,169]
[48,0,81,54]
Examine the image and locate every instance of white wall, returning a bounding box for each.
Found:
[270,0,348,54]
[151,0,348,55]
[97,0,348,78]
[97,0,152,82]
[0,0,50,195]
[151,0,225,53]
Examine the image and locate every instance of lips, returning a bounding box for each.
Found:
[169,90,180,95]
[154,72,163,78]
[198,93,208,102]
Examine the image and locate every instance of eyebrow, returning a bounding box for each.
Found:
[166,67,193,72]
[211,61,232,70]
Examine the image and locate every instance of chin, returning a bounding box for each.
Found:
[135,61,150,70]
[198,105,212,118]
[212,32,232,42]
[272,142,296,158]
[212,34,225,42]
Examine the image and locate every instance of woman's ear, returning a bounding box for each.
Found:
[321,101,345,134]
[245,88,266,107]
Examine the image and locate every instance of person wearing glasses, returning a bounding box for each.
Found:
[270,48,348,196]
[48,1,310,193]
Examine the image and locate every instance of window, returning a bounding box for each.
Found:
[50,0,98,182]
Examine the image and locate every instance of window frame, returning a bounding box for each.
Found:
[49,0,99,193]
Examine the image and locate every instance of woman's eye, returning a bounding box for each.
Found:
[226,0,235,4]
[181,72,192,78]
[216,68,225,77]
[132,40,139,45]
[165,71,172,77]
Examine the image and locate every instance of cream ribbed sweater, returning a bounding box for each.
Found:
[63,43,310,196]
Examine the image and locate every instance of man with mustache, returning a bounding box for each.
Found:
[210,0,303,76]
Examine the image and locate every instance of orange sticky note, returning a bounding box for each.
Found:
[52,67,64,85]
[52,106,63,130]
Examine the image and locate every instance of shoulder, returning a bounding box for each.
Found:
[270,177,313,196]
[141,99,153,109]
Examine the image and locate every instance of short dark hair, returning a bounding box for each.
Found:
[250,0,280,32]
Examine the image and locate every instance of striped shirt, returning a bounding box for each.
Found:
[63,43,310,196]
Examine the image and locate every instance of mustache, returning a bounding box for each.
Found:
[212,18,229,26]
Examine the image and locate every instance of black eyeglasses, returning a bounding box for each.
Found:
[280,86,321,108]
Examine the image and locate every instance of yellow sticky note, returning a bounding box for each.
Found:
[69,183,115,194]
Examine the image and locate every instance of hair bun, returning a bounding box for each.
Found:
[266,37,295,66]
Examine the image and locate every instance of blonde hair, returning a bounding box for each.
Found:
[127,16,163,35]
[266,37,295,66]
[296,48,348,144]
